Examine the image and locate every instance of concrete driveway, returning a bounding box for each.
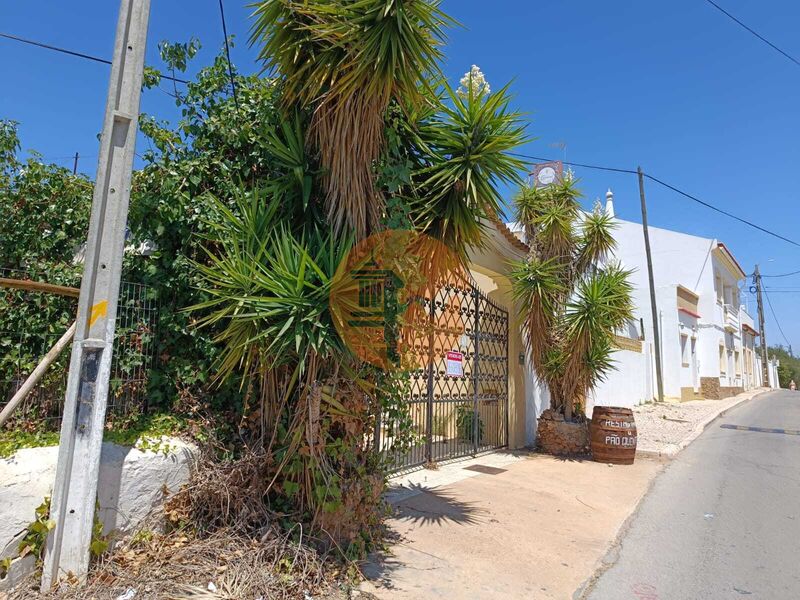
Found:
[360,452,663,600]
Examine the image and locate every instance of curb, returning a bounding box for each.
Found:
[577,388,773,598]
[634,388,770,460]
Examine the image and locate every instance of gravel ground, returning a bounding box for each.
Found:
[633,388,768,455]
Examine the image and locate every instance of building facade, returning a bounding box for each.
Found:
[604,189,774,403]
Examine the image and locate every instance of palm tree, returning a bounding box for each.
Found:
[511,178,633,420]
[410,79,528,259]
[250,0,453,240]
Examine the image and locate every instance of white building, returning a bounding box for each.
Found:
[507,188,778,419]
[600,189,777,404]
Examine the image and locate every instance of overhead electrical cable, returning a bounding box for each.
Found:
[509,152,637,175]
[217,0,240,112]
[702,0,800,70]
[0,31,189,84]
[642,174,800,249]
[511,152,800,249]
[763,288,791,346]
[762,269,800,278]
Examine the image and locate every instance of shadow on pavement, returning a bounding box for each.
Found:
[391,483,484,527]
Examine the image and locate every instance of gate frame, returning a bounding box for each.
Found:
[385,275,510,472]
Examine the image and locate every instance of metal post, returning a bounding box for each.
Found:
[473,290,480,456]
[42,0,151,587]
[638,167,664,402]
[504,310,509,449]
[754,265,770,387]
[73,152,79,175]
[424,297,435,466]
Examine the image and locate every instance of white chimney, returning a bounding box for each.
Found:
[605,188,615,218]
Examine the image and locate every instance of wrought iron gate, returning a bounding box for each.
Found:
[381,277,509,472]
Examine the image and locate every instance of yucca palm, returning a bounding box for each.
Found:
[192,185,367,520]
[511,179,633,420]
[250,0,453,239]
[405,79,528,259]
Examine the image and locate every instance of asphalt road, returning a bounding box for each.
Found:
[584,390,800,600]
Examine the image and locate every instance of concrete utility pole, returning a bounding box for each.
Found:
[753,265,770,387]
[41,0,151,587]
[638,167,664,402]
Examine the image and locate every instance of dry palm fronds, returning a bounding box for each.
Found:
[10,525,345,600]
[310,90,387,239]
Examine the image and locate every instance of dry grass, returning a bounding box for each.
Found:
[7,451,362,600]
[9,524,351,600]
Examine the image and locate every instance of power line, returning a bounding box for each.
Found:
[217,0,240,112]
[509,152,637,175]
[512,151,800,249]
[643,173,800,249]
[0,31,189,84]
[763,287,791,346]
[703,0,800,70]
[762,269,800,279]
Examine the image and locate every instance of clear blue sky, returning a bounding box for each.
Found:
[2,1,799,349]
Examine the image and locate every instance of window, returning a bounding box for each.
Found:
[719,345,726,374]
[681,334,690,367]
[735,351,741,376]
[715,274,723,304]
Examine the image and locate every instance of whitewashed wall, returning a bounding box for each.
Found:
[523,360,550,446]
[589,340,655,411]
[0,438,195,590]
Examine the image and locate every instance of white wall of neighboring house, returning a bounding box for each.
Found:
[506,187,777,421]
[768,358,781,389]
[602,189,762,401]
[609,214,712,399]
[588,335,655,411]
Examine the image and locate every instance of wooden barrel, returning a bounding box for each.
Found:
[590,406,637,465]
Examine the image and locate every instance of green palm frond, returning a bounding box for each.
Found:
[511,173,634,417]
[564,264,634,358]
[260,110,318,210]
[513,183,547,244]
[191,188,353,383]
[413,81,528,257]
[578,210,617,272]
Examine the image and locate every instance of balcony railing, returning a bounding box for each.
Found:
[724,304,739,331]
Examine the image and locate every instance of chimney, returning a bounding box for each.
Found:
[605,188,615,218]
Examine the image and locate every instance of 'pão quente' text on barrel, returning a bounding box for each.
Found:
[590,406,637,465]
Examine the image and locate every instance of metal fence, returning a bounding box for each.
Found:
[380,276,509,472]
[0,269,158,432]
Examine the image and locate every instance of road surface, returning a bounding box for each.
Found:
[584,390,800,600]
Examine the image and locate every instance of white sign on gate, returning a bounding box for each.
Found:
[445,350,464,377]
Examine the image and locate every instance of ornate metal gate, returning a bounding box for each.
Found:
[382,277,509,472]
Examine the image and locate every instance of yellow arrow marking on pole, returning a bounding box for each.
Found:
[89,301,108,327]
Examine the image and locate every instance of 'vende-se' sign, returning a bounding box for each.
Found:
[445,351,464,377]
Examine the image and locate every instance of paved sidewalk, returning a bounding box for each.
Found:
[360,452,663,600]
[634,387,768,457]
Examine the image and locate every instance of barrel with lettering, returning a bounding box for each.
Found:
[590,406,637,465]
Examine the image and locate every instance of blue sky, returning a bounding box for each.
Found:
[2,1,799,349]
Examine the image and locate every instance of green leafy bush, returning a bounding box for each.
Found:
[456,404,484,443]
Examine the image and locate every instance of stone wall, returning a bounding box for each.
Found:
[536,409,589,455]
[700,377,721,400]
[699,377,743,400]
[0,437,195,591]
[719,386,744,399]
